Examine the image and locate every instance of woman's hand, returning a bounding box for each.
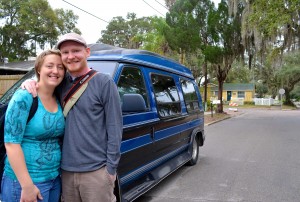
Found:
[20,184,43,202]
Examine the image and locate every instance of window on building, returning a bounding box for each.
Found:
[238,91,245,98]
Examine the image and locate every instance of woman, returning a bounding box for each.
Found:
[1,49,66,202]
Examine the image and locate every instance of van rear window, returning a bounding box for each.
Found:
[180,79,200,112]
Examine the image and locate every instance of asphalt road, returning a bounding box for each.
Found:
[136,108,300,202]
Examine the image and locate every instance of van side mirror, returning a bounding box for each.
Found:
[122,94,146,113]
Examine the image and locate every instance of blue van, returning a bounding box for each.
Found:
[0,44,205,202]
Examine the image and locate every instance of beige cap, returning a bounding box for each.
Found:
[56,33,87,49]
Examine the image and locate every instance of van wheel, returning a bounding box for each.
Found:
[187,135,199,166]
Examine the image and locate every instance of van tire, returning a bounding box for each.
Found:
[187,135,199,166]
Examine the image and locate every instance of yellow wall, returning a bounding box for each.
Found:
[245,91,254,101]
[204,84,255,103]
[210,90,254,102]
[228,91,254,102]
[200,85,213,101]
[222,91,227,101]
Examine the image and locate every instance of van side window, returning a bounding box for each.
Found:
[117,67,149,111]
[180,79,200,112]
[151,74,181,117]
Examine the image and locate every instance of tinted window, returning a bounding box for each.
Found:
[87,61,118,77]
[117,67,149,109]
[151,74,181,117]
[180,79,200,113]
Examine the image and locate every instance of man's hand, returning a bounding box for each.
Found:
[109,173,116,183]
[105,167,116,183]
[21,79,38,97]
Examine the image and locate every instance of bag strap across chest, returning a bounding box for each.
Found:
[63,70,97,117]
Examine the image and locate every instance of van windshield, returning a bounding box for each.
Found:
[87,61,118,77]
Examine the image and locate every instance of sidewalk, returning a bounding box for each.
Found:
[204,108,243,126]
[293,101,300,109]
[204,103,299,126]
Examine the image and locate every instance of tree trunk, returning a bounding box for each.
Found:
[202,61,208,111]
[179,48,184,64]
[217,80,224,113]
[284,89,293,105]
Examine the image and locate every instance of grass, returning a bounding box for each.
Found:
[204,111,231,125]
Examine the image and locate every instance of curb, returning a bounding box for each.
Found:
[204,111,245,126]
[204,116,232,126]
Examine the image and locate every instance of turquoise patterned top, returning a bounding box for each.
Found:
[4,89,65,183]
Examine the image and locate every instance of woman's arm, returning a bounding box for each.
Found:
[5,143,43,202]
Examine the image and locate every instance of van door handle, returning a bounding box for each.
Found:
[151,127,154,139]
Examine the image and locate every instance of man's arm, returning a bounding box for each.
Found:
[104,79,123,177]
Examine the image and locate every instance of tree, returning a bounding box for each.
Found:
[255,83,268,98]
[99,13,153,49]
[227,0,300,104]
[0,0,80,61]
[277,51,300,105]
[204,0,244,113]
[54,8,81,46]
[259,60,281,99]
[193,0,215,110]
[165,0,201,64]
[290,84,300,101]
[229,0,300,69]
[164,0,217,111]
[140,17,171,56]
[225,62,252,83]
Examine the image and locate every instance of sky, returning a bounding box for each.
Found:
[48,0,221,44]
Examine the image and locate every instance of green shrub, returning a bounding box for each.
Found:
[204,100,216,111]
[244,101,255,105]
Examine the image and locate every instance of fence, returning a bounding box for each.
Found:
[253,98,274,106]
[231,98,244,105]
[0,75,24,97]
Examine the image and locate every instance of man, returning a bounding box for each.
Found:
[23,33,123,202]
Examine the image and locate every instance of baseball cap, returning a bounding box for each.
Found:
[56,33,87,49]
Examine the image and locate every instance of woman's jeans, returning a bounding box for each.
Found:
[1,174,61,202]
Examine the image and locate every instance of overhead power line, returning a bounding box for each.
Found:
[142,0,165,17]
[154,0,169,11]
[61,0,123,30]
[62,0,110,24]
[61,0,165,32]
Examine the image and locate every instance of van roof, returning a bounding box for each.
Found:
[88,43,194,79]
